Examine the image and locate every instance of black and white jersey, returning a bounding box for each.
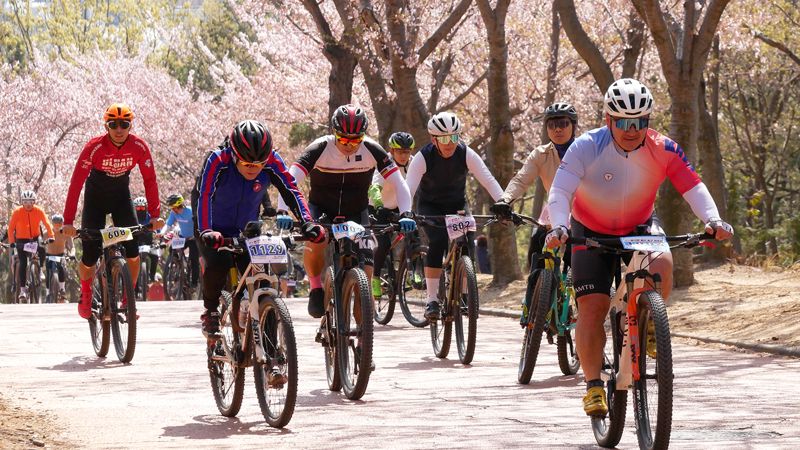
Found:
[283,135,404,217]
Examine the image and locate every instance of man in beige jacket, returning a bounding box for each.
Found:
[490,102,578,273]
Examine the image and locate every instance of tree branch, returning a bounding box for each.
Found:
[745,25,800,67]
[691,0,732,83]
[417,0,472,64]
[554,0,613,92]
[438,69,487,112]
[633,0,680,85]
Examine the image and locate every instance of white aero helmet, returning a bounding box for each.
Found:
[21,190,36,202]
[133,196,147,208]
[427,112,462,136]
[603,78,654,118]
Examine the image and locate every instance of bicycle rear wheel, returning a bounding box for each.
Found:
[633,290,673,450]
[518,269,552,384]
[88,271,110,357]
[322,267,341,391]
[373,255,396,325]
[253,296,298,429]
[592,307,628,448]
[397,250,429,327]
[109,259,137,363]
[453,255,478,365]
[557,269,580,375]
[208,291,244,416]
[430,269,452,358]
[337,268,374,400]
[137,259,148,303]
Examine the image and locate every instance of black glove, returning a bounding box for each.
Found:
[490,201,513,219]
[301,222,326,244]
[200,231,224,249]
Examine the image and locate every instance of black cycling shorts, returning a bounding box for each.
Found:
[570,215,666,299]
[417,199,474,269]
[80,184,139,266]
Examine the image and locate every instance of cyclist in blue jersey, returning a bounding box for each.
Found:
[162,193,199,290]
[191,120,325,338]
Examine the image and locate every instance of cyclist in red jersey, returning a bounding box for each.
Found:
[62,103,164,319]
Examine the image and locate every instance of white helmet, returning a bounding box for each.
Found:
[603,78,654,118]
[20,190,36,202]
[133,196,147,208]
[427,112,462,136]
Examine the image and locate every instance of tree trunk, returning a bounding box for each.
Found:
[477,0,520,284]
[326,46,358,118]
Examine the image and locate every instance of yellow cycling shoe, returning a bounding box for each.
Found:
[646,320,657,359]
[583,386,608,416]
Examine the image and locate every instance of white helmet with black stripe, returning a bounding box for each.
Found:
[427,112,462,136]
[603,78,654,118]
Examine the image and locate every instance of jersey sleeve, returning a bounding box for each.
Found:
[196,151,226,232]
[7,210,18,244]
[465,147,504,201]
[502,147,542,203]
[292,139,326,177]
[662,138,702,194]
[405,153,427,199]
[266,150,313,223]
[63,140,95,225]
[385,170,412,213]
[38,207,54,238]
[364,141,398,179]
[135,139,161,219]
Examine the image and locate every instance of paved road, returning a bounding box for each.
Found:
[1,300,798,449]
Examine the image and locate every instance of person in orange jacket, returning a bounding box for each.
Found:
[8,190,53,301]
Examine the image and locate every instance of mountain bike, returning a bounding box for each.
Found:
[45,254,75,303]
[207,220,298,428]
[164,234,191,301]
[134,241,165,303]
[316,218,390,400]
[14,240,43,304]
[417,213,492,365]
[572,232,715,450]
[514,214,579,384]
[76,224,151,363]
[373,225,429,327]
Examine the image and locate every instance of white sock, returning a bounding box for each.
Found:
[59,282,65,290]
[425,278,439,303]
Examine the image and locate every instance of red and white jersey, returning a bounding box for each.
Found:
[548,127,719,235]
[64,134,160,224]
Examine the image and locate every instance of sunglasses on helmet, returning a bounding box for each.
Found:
[613,117,650,131]
[106,120,131,130]
[434,134,459,145]
[335,133,364,146]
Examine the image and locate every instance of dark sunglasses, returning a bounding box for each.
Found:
[106,120,131,130]
[614,117,649,131]
[546,118,572,130]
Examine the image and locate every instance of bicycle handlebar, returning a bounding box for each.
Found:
[74,223,154,240]
[567,232,716,252]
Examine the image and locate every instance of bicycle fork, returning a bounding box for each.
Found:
[616,270,661,389]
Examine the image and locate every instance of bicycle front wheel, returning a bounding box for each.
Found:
[49,272,59,304]
[633,290,673,450]
[518,269,552,384]
[397,250,429,327]
[453,255,478,365]
[591,307,628,448]
[29,260,41,304]
[208,291,244,416]
[88,271,109,357]
[109,259,137,363]
[253,296,298,429]
[430,269,452,359]
[373,254,396,325]
[165,254,184,300]
[322,266,341,391]
[337,268,374,400]
[137,259,148,303]
[557,269,580,375]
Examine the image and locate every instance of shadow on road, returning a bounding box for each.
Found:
[161,414,294,439]
[39,356,128,372]
[298,388,363,407]
[391,356,475,371]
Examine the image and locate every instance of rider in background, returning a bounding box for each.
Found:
[491,102,578,270]
[192,120,325,338]
[133,197,158,284]
[162,193,200,292]
[368,131,416,298]
[44,214,73,302]
[405,112,504,320]
[62,103,164,319]
[7,190,53,302]
[544,78,734,417]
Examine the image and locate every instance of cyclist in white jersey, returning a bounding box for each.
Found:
[545,78,734,417]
